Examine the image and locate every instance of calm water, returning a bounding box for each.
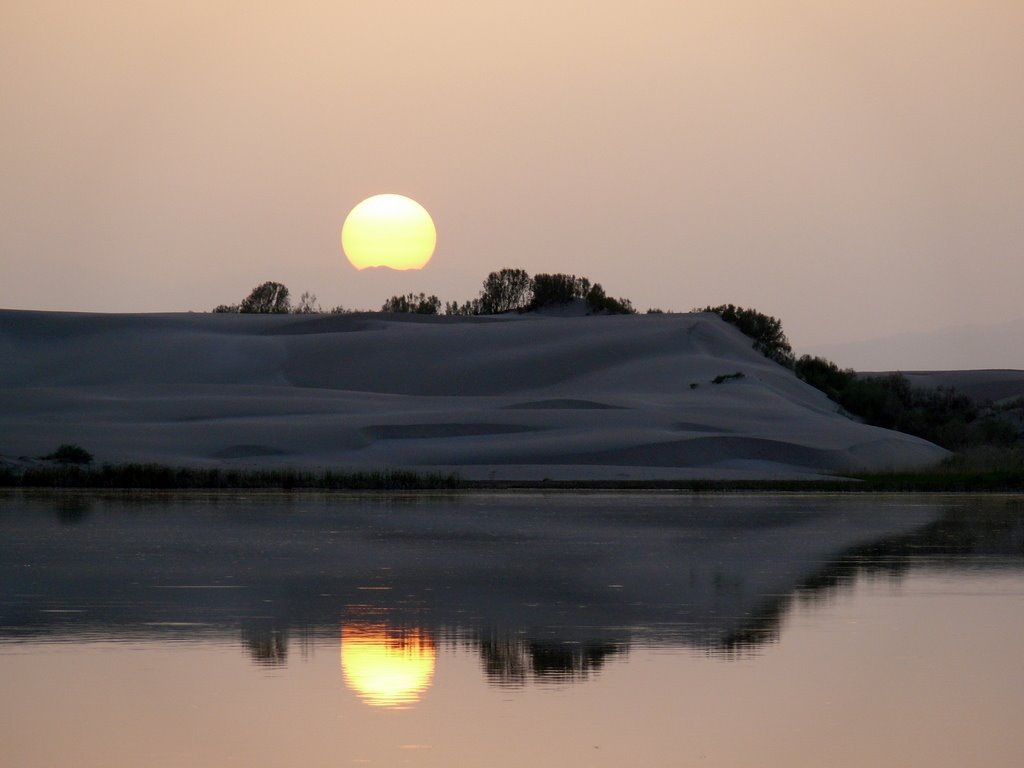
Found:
[1,491,1022,767]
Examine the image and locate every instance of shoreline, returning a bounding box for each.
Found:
[3,463,1023,493]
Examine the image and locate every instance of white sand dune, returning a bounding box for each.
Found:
[0,309,948,479]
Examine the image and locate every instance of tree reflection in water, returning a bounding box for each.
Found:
[715,499,1024,655]
[231,500,1023,679]
[478,634,628,686]
[2,493,1022,690]
[240,622,290,666]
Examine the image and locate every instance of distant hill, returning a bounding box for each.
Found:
[805,317,1024,372]
[887,371,1024,406]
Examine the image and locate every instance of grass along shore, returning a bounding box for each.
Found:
[0,464,462,491]
[2,452,1023,493]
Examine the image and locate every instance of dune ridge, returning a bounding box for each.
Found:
[0,309,948,479]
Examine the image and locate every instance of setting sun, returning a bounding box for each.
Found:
[341,194,436,271]
[340,624,436,708]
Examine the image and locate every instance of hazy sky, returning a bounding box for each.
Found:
[2,1,1022,355]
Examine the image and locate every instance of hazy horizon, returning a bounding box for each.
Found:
[2,2,1022,364]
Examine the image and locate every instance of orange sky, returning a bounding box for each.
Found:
[2,1,1022,354]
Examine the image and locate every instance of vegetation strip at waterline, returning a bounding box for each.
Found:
[0,464,461,491]
[2,462,1023,492]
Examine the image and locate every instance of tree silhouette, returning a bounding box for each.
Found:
[240,281,291,313]
[479,268,533,314]
[382,293,441,314]
[701,304,794,367]
[293,291,320,314]
[41,444,93,464]
[529,273,589,309]
[585,283,636,314]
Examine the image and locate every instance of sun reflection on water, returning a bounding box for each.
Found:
[340,623,436,709]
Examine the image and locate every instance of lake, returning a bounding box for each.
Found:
[2,491,1022,767]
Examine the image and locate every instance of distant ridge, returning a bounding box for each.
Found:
[805,317,1024,371]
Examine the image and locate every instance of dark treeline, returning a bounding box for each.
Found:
[212,270,636,318]
[699,304,1021,452]
[433,268,637,317]
[794,358,1019,451]
[699,304,1022,453]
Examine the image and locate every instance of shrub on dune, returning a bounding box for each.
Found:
[41,444,93,465]
[214,281,292,314]
[381,293,441,314]
[700,304,794,368]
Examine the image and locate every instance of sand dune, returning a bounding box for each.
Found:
[0,309,948,479]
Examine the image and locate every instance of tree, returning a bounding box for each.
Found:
[794,355,856,401]
[529,273,590,309]
[792,356,1005,450]
[293,291,320,314]
[239,281,291,314]
[585,283,636,314]
[382,293,441,315]
[700,304,794,367]
[479,268,533,314]
[835,373,979,448]
[445,299,481,316]
[42,444,93,465]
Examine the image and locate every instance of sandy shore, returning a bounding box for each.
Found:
[0,309,949,479]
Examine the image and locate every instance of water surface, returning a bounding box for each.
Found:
[2,492,1022,766]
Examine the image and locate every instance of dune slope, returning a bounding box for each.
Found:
[0,309,948,479]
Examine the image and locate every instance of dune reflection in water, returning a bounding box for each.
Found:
[339,622,436,709]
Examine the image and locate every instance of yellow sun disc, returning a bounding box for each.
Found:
[341,194,436,271]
